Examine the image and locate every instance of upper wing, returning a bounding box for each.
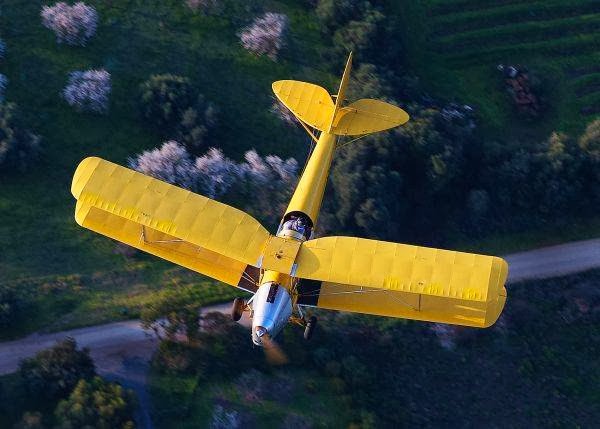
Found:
[293,236,508,328]
[71,157,271,291]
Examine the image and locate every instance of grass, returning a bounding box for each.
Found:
[0,262,241,340]
[396,0,600,136]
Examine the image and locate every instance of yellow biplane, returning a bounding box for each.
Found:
[71,53,508,348]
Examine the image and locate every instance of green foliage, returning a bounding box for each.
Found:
[0,102,41,173]
[139,74,195,130]
[54,377,136,429]
[19,337,96,400]
[331,106,471,242]
[0,284,24,329]
[139,74,217,152]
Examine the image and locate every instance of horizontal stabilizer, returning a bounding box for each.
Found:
[272,80,334,131]
[332,99,410,135]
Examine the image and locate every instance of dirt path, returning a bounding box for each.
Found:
[0,238,598,427]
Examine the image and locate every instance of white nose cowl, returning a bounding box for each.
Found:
[251,282,292,346]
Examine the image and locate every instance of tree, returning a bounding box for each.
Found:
[0,102,41,173]
[63,69,111,114]
[239,13,288,60]
[54,377,135,429]
[332,8,385,59]
[41,2,98,46]
[194,147,241,198]
[578,118,600,203]
[316,0,368,33]
[19,337,96,400]
[0,38,5,60]
[128,140,199,190]
[331,106,469,242]
[235,149,298,223]
[139,74,216,150]
[128,141,298,224]
[0,74,7,102]
[139,74,195,130]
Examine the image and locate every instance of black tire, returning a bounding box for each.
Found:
[304,316,317,340]
[231,298,245,322]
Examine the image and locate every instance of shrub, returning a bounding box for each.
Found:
[239,13,288,60]
[19,337,96,400]
[0,285,24,330]
[0,102,41,173]
[63,69,111,113]
[0,74,7,102]
[54,377,136,429]
[176,96,218,151]
[139,74,217,150]
[139,74,195,129]
[41,2,98,46]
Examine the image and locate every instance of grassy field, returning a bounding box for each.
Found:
[396,0,600,136]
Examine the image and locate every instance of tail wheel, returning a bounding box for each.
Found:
[303,316,317,340]
[231,297,245,322]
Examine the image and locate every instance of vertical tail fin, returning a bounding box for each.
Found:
[272,53,409,137]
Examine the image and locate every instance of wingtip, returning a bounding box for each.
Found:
[71,156,102,199]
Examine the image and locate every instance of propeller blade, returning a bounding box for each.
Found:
[262,335,288,365]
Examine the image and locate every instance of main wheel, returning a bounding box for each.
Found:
[303,316,317,340]
[231,298,245,322]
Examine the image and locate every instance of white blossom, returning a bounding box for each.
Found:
[128,141,198,190]
[195,148,241,198]
[41,2,98,46]
[63,69,111,113]
[240,13,288,60]
[270,98,297,127]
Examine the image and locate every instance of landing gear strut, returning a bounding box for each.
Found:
[231,297,245,321]
[303,316,317,340]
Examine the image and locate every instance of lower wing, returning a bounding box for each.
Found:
[293,236,508,328]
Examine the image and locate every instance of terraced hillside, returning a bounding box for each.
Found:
[404,0,600,133]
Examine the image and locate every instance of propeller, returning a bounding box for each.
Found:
[261,334,289,366]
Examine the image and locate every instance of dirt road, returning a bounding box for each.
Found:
[0,238,598,428]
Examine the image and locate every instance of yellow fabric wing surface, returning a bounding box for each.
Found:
[294,236,508,327]
[71,157,269,290]
[332,99,410,136]
[272,80,334,131]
